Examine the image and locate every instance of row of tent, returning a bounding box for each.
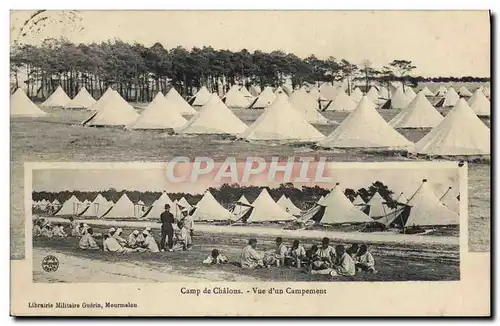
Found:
[34,180,459,227]
[12,82,490,156]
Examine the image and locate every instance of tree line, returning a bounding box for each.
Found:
[32,181,396,211]
[11,38,490,103]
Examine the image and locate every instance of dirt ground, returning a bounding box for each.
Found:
[33,225,459,283]
[12,104,491,258]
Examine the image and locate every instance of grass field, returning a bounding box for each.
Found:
[12,103,491,259]
[32,225,459,283]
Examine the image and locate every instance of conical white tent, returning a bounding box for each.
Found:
[435,86,448,97]
[317,195,326,205]
[65,87,96,109]
[80,194,113,218]
[367,192,392,218]
[315,185,372,225]
[352,195,366,207]
[76,200,90,215]
[439,187,460,215]
[101,193,137,219]
[250,87,276,109]
[89,88,114,111]
[249,85,261,96]
[238,194,250,205]
[482,86,490,98]
[223,85,250,108]
[458,86,473,97]
[128,92,188,129]
[276,195,302,216]
[192,86,212,106]
[318,96,413,149]
[41,86,71,107]
[289,88,331,124]
[241,94,324,141]
[438,87,460,107]
[178,94,247,135]
[405,87,417,101]
[420,86,434,96]
[274,86,288,97]
[164,87,197,115]
[177,197,192,209]
[413,98,490,155]
[245,189,294,223]
[467,89,490,117]
[10,88,47,117]
[403,180,459,226]
[394,192,409,204]
[55,195,81,216]
[350,87,363,102]
[231,194,252,220]
[142,192,175,219]
[239,85,254,99]
[325,89,357,111]
[83,91,139,127]
[388,87,410,109]
[191,191,231,221]
[366,87,380,102]
[389,91,444,128]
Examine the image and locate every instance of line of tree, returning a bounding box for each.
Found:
[32,181,396,211]
[11,38,490,102]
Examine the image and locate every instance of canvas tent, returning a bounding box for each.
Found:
[141,192,175,219]
[191,191,231,221]
[101,193,138,219]
[439,187,460,215]
[384,87,410,109]
[467,89,490,117]
[79,194,113,218]
[178,94,247,135]
[306,184,372,225]
[436,87,460,107]
[405,87,417,101]
[317,96,413,149]
[458,86,473,97]
[366,192,393,219]
[65,87,96,109]
[241,94,324,141]
[164,87,197,115]
[400,179,459,227]
[177,197,192,209]
[324,89,357,111]
[82,90,139,127]
[420,86,434,96]
[244,189,294,223]
[249,85,262,97]
[318,84,339,101]
[10,88,47,117]
[435,86,448,97]
[191,86,212,107]
[89,87,114,111]
[389,91,444,128]
[350,87,363,102]
[352,195,366,206]
[366,87,380,102]
[239,86,254,99]
[289,88,331,124]
[249,87,276,109]
[412,98,490,156]
[378,86,389,99]
[55,195,81,216]
[223,85,250,108]
[231,195,252,220]
[41,86,71,107]
[276,195,302,216]
[128,92,188,129]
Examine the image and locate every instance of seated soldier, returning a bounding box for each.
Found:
[79,227,100,250]
[355,244,377,274]
[128,230,141,248]
[286,240,306,267]
[103,232,135,253]
[346,243,360,258]
[52,223,68,238]
[203,249,229,265]
[172,221,191,251]
[141,230,160,253]
[310,237,336,273]
[330,245,356,277]
[240,238,265,269]
[113,228,128,246]
[33,221,42,237]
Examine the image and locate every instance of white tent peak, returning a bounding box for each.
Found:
[246,189,294,223]
[128,92,188,129]
[101,193,137,219]
[178,93,247,135]
[325,89,357,111]
[241,94,325,141]
[191,191,231,221]
[65,87,96,109]
[289,88,331,124]
[389,91,444,128]
[192,86,212,106]
[223,85,250,108]
[164,87,197,115]
[83,90,139,127]
[467,88,490,117]
[316,186,372,224]
[318,95,413,149]
[11,88,47,117]
[41,86,71,107]
[251,86,276,109]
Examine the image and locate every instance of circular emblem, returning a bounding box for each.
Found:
[42,255,59,272]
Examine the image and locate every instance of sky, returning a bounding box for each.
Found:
[32,163,460,199]
[10,10,490,77]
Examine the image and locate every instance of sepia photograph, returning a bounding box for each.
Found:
[30,162,462,283]
[9,9,491,317]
